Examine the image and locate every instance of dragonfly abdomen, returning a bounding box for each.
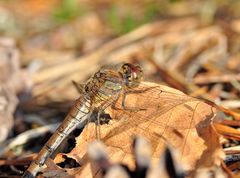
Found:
[22,96,91,178]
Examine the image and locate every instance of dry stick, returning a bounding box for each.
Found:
[50,37,157,91]
[148,57,240,121]
[147,58,188,92]
[32,20,171,83]
[220,160,235,178]
[1,123,59,156]
[220,100,240,109]
[32,18,199,96]
[194,73,240,85]
[219,119,240,127]
[213,123,240,139]
[224,146,240,154]
[37,30,192,98]
[168,26,227,71]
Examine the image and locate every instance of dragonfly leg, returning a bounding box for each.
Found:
[95,100,115,140]
[72,81,85,94]
[96,110,111,139]
[111,95,123,111]
[95,110,102,140]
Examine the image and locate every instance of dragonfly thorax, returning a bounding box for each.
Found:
[82,69,124,108]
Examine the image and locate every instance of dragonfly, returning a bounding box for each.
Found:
[23,63,147,177]
[23,63,235,177]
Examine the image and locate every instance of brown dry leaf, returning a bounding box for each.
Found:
[44,82,224,178]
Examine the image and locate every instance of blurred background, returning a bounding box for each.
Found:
[0,0,240,176]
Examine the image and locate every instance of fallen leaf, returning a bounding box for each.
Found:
[44,82,224,177]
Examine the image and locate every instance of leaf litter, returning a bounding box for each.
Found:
[0,1,239,178]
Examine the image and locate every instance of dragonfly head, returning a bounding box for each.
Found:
[120,63,143,87]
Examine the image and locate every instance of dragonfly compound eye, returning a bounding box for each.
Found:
[120,63,143,87]
[121,63,131,74]
[132,65,143,81]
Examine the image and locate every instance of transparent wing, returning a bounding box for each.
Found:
[88,81,215,162]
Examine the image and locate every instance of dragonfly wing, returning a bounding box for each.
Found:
[101,82,219,170]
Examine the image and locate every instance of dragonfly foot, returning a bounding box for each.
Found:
[90,110,112,126]
[22,171,35,178]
